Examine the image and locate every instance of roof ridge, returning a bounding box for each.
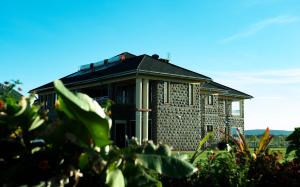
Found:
[110,51,136,58]
[142,54,212,80]
[136,54,147,75]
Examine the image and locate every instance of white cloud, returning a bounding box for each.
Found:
[221,15,298,43]
[244,97,300,130]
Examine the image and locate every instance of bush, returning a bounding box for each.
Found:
[0,80,197,187]
[2,80,300,186]
[192,151,247,187]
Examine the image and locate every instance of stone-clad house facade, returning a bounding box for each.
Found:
[31,52,252,150]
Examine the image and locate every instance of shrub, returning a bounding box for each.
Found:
[2,80,300,186]
[192,151,247,187]
[286,127,300,160]
[0,80,197,187]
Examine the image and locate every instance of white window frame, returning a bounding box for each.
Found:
[231,101,241,116]
[122,90,126,104]
[163,82,170,103]
[207,95,213,105]
[189,84,194,105]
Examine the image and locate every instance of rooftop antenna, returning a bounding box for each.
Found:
[167,52,171,62]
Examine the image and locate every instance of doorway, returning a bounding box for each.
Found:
[115,120,127,147]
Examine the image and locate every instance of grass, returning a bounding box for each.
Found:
[174,147,295,162]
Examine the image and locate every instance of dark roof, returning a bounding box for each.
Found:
[30,52,211,92]
[202,81,253,99]
[138,55,211,79]
[30,52,252,99]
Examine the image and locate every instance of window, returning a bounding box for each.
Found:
[189,84,194,105]
[207,95,213,105]
[47,93,56,108]
[148,120,152,140]
[128,120,136,139]
[122,90,126,104]
[116,86,134,105]
[116,89,126,104]
[163,82,169,103]
[231,101,240,116]
[207,125,213,132]
[39,95,44,109]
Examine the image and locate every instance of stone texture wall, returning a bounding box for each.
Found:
[152,81,201,151]
[151,81,245,151]
[201,95,245,143]
[201,94,224,143]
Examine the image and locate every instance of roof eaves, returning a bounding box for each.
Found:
[202,81,253,99]
[31,70,137,93]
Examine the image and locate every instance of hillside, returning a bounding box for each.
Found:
[245,129,292,136]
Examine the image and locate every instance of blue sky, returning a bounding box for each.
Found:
[1,0,300,130]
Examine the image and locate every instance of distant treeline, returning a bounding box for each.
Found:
[245,133,289,148]
[245,129,292,136]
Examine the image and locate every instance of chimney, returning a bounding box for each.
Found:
[90,63,95,72]
[152,54,159,60]
[120,54,126,61]
[104,59,108,64]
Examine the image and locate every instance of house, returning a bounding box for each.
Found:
[30,52,252,150]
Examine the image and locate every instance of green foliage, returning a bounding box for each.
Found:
[136,154,196,178]
[286,127,300,159]
[106,167,125,187]
[247,150,282,186]
[185,128,297,187]
[54,80,111,147]
[190,132,213,164]
[0,90,48,186]
[156,144,172,157]
[2,79,300,186]
[226,127,273,163]
[256,127,273,155]
[0,80,197,187]
[0,80,22,100]
[192,151,247,187]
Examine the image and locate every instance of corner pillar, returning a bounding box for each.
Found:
[135,78,142,144]
[142,79,149,141]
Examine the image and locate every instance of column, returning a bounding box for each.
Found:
[240,100,244,118]
[135,78,142,144]
[142,79,149,141]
